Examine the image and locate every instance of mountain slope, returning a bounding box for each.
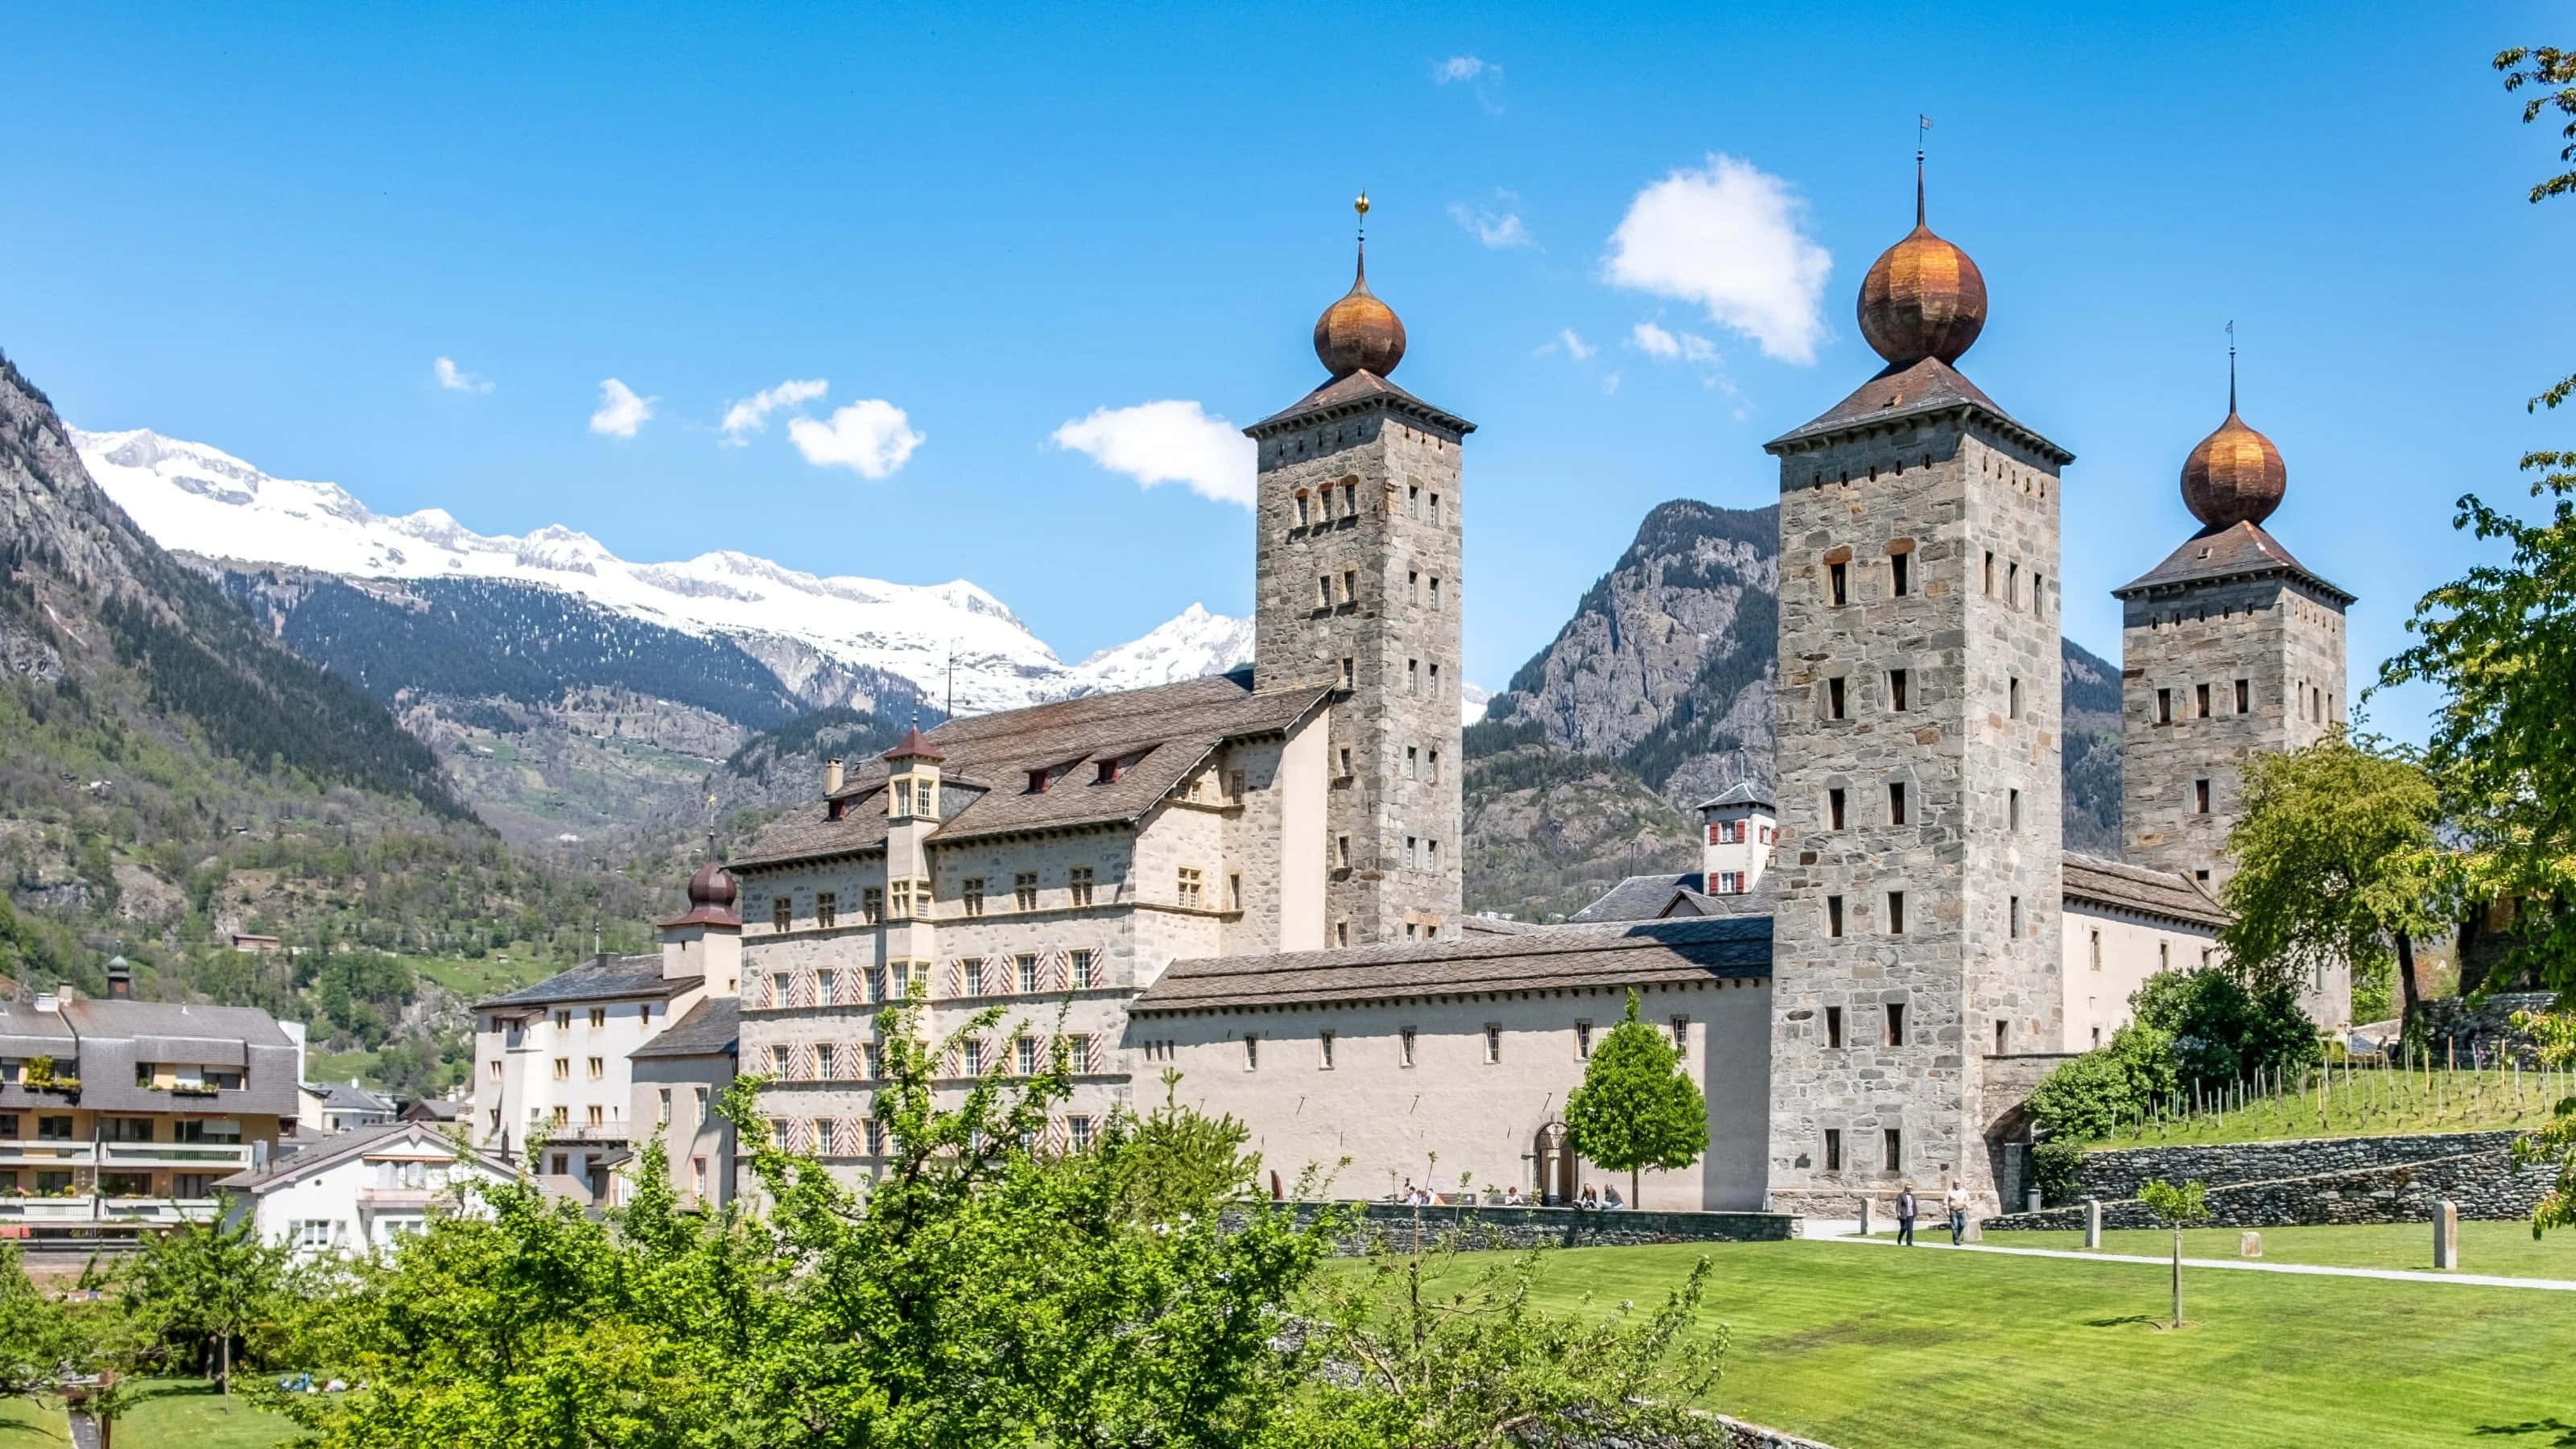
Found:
[1465,498,2126,917]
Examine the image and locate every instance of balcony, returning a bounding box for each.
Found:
[529,1124,631,1145]
[356,1187,440,1210]
[100,1142,254,1170]
[0,1197,221,1225]
[0,1141,97,1166]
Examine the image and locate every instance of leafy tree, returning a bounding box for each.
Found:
[1116,1069,1263,1220]
[2136,1179,2211,1330]
[1563,989,1708,1206]
[121,1213,291,1393]
[2516,1008,2576,1236]
[0,1243,76,1404]
[1290,1236,1730,1448]
[2219,730,2448,1025]
[2132,968,2321,1092]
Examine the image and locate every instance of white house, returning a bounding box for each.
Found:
[217,1121,517,1257]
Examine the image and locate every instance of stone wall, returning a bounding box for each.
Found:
[1271,1201,1800,1253]
[1983,1129,2546,1231]
[2417,993,2559,1070]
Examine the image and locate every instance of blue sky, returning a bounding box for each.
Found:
[5,2,2568,735]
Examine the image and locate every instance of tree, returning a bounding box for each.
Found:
[2132,968,2321,1094]
[122,1212,290,1393]
[1290,1236,1731,1447]
[1563,989,1708,1206]
[2023,1022,2180,1142]
[2136,1179,2211,1330]
[2219,730,2448,1026]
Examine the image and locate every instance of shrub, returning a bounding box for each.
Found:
[2024,1023,2179,1143]
[2134,968,2322,1091]
[2031,1137,2086,1206]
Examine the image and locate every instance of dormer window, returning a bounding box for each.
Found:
[827,798,845,822]
[1029,769,1050,793]
[1096,758,1122,784]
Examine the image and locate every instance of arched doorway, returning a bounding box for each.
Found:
[1534,1121,1575,1206]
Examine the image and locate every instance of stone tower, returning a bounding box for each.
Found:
[1247,200,1473,945]
[2113,364,2352,898]
[1763,166,2071,1214]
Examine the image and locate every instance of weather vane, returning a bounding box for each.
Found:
[1355,191,1369,240]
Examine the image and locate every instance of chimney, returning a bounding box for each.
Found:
[106,956,131,999]
[824,758,845,795]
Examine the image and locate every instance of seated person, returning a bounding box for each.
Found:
[1602,1184,1626,1210]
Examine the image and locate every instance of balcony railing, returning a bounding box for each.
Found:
[0,1141,255,1169]
[0,1141,96,1166]
[0,1197,221,1224]
[355,1187,441,1210]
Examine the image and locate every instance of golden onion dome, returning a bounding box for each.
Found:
[2182,379,2287,529]
[1857,167,1987,367]
[1313,193,1406,378]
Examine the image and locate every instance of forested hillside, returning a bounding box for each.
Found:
[0,349,667,1095]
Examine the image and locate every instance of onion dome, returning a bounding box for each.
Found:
[2181,367,2287,528]
[1313,193,1406,378]
[1857,164,1987,367]
[684,860,737,912]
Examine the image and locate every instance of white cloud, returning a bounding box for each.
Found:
[588,378,656,438]
[433,357,492,394]
[720,378,829,444]
[1629,321,1719,364]
[787,398,926,478]
[1542,328,1596,360]
[1604,154,1832,365]
[1448,199,1530,250]
[1433,55,1492,83]
[1601,371,1623,395]
[1051,400,1255,509]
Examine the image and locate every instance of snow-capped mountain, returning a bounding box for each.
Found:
[72,427,1249,712]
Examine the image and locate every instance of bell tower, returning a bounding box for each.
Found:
[1764,162,2070,1214]
[1248,198,1473,946]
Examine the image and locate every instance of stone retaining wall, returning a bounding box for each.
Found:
[1307,1202,1798,1253]
[2418,993,2559,1069]
[1984,1129,2545,1232]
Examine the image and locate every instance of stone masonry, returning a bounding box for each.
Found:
[1985,1129,2549,1230]
[1765,392,2071,1216]
[1248,394,1468,946]
[2115,570,2350,898]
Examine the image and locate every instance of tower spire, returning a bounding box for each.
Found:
[2227,320,2238,414]
[1354,191,1370,283]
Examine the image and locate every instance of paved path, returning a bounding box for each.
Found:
[1807,1220,2576,1292]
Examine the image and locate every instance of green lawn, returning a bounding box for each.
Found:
[2085,1066,2570,1147]
[1480,1238,2576,1449]
[0,1394,65,1443]
[115,1380,295,1449]
[1970,1220,2576,1278]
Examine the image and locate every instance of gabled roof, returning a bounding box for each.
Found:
[630,997,741,1059]
[734,673,1335,869]
[1243,369,1476,440]
[1698,781,1774,811]
[2062,852,2231,930]
[2111,519,2354,606]
[215,1121,516,1196]
[1131,917,1773,1014]
[477,954,696,1012]
[303,1080,394,1113]
[1765,356,2072,465]
[1569,872,1706,923]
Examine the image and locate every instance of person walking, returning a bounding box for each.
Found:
[1944,1179,1969,1245]
[1895,1183,1918,1246]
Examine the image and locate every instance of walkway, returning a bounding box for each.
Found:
[1804,1219,2576,1293]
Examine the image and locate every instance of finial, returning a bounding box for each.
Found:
[2227,320,2239,413]
[1916,115,1932,226]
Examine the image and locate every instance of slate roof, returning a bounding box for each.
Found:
[477,954,696,1012]
[1568,872,1705,923]
[630,997,741,1059]
[304,1080,394,1113]
[2062,852,2231,929]
[1131,917,1773,1014]
[1243,369,1476,439]
[2111,519,2355,605]
[734,673,1336,868]
[1698,781,1773,811]
[215,1120,514,1195]
[1765,356,2072,464]
[55,998,303,1117]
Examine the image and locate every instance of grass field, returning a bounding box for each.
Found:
[115,1381,295,1449]
[1479,1238,2576,1448]
[2086,1065,2572,1147]
[1970,1220,2576,1278]
[0,1394,64,1443]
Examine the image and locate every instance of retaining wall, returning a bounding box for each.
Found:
[1284,1201,1799,1253]
[2417,993,2560,1069]
[1984,1129,2545,1232]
